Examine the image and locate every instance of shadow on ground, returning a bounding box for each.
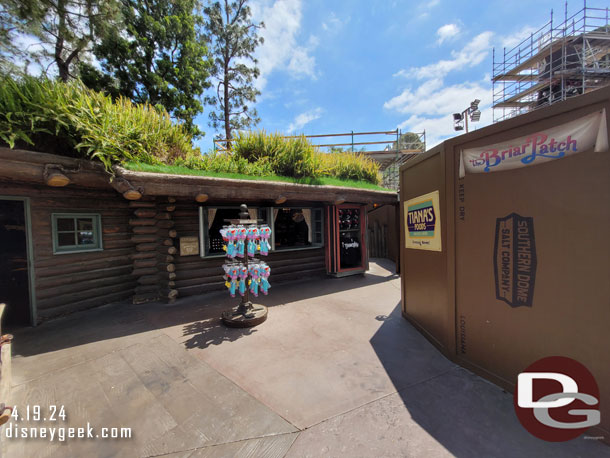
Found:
[369,302,610,458]
[9,259,398,357]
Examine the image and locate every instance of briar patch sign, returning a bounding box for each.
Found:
[404,190,442,252]
[493,213,537,307]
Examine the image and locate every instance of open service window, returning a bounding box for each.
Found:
[199,206,323,257]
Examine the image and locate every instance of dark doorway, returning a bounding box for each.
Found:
[0,200,31,326]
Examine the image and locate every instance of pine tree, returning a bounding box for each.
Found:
[82,0,211,137]
[0,0,120,81]
[204,0,263,145]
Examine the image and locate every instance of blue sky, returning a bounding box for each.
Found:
[196,0,610,152]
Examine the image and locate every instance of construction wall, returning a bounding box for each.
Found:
[400,86,610,439]
[367,204,398,265]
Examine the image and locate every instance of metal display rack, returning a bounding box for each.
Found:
[220,204,268,328]
[493,2,610,122]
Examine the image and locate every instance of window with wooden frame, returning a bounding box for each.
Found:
[198,206,323,258]
[52,213,103,254]
[271,207,323,251]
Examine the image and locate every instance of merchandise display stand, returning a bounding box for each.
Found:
[220,204,269,328]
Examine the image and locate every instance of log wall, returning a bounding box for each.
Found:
[0,182,136,321]
[172,201,327,297]
[1,182,330,322]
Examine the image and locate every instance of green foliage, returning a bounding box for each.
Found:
[204,0,263,141]
[81,0,211,137]
[124,161,390,191]
[232,131,317,178]
[229,130,380,184]
[0,76,193,172]
[1,0,120,81]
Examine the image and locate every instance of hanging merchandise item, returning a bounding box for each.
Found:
[238,264,248,296]
[236,225,247,258]
[225,264,239,297]
[259,262,271,295]
[259,225,272,255]
[226,226,238,258]
[220,227,230,254]
[246,226,259,257]
[249,263,260,297]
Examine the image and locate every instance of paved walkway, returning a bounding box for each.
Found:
[5,260,609,457]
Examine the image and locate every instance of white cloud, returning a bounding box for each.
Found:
[436,23,460,45]
[500,25,540,51]
[287,107,323,133]
[389,79,493,147]
[322,11,350,32]
[395,31,493,79]
[251,0,317,90]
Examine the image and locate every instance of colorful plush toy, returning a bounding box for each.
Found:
[259,262,271,295]
[227,265,239,297]
[259,225,272,256]
[236,225,247,258]
[248,263,260,297]
[246,226,259,257]
[226,226,237,258]
[238,264,248,296]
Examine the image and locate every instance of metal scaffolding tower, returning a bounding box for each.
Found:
[493,2,610,122]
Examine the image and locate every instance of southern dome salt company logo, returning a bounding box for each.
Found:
[514,356,601,442]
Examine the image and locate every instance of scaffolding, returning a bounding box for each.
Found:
[492,2,610,122]
[215,129,426,192]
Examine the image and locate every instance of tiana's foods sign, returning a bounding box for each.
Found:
[459,109,608,177]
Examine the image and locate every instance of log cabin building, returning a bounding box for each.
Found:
[0,148,397,326]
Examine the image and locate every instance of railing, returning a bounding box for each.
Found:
[492,3,610,122]
[213,129,426,191]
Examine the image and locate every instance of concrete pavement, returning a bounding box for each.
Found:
[5,259,609,457]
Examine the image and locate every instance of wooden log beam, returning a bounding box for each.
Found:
[133,226,159,234]
[129,201,156,208]
[45,169,70,187]
[157,246,177,255]
[136,243,158,252]
[195,193,208,203]
[134,208,157,218]
[129,218,157,226]
[130,251,157,260]
[0,147,111,189]
[157,254,174,263]
[156,220,175,229]
[155,212,172,220]
[131,234,158,243]
[133,258,157,269]
[131,267,158,277]
[114,166,398,205]
[137,275,160,285]
[161,238,173,246]
[123,189,142,200]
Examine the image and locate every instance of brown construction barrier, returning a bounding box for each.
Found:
[400,86,610,441]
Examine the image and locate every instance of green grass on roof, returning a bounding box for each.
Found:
[123,162,393,192]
